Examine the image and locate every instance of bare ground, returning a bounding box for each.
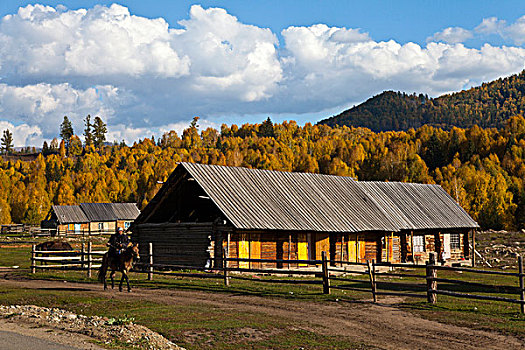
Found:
[0,272,523,350]
[0,318,104,349]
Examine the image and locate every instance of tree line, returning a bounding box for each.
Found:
[1,115,108,156]
[0,115,524,231]
[321,69,525,132]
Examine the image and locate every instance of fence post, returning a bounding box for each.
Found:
[322,251,330,294]
[472,230,476,267]
[80,243,85,271]
[148,242,153,281]
[31,244,36,274]
[223,248,230,287]
[87,242,92,278]
[519,255,524,314]
[367,260,377,302]
[426,252,437,304]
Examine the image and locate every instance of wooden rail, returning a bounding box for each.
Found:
[30,243,104,276]
[368,252,525,312]
[30,243,525,313]
[3,225,119,238]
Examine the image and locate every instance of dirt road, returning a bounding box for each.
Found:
[0,275,523,350]
[0,319,103,350]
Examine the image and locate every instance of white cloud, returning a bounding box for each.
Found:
[280,27,525,112]
[506,16,525,45]
[0,4,190,78]
[0,121,43,147]
[0,82,134,144]
[474,15,525,45]
[426,27,473,44]
[475,17,507,35]
[173,5,282,101]
[1,4,525,146]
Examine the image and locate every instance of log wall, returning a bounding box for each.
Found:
[134,222,228,268]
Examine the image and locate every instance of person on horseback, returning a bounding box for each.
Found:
[107,227,130,261]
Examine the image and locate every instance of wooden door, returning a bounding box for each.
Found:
[298,233,308,266]
[250,233,261,268]
[347,234,357,262]
[238,233,250,269]
[315,233,330,260]
[358,234,367,262]
[364,236,378,262]
[392,235,401,263]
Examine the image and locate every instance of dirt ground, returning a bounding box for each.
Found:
[0,272,523,350]
[0,318,104,349]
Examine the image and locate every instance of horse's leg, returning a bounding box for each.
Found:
[119,271,125,292]
[124,270,131,292]
[110,270,115,289]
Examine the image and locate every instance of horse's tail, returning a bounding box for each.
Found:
[97,253,108,283]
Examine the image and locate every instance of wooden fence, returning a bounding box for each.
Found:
[1,225,57,238]
[30,243,106,278]
[3,225,117,237]
[30,243,525,313]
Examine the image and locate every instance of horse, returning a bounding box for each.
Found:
[36,240,73,252]
[35,241,74,267]
[97,243,139,292]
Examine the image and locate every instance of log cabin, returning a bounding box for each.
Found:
[80,203,140,234]
[132,163,479,269]
[41,203,140,235]
[41,205,89,235]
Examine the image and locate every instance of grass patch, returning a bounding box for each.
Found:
[0,284,370,350]
[3,244,525,345]
[399,297,525,337]
[390,268,525,338]
[0,247,31,268]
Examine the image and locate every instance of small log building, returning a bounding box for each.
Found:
[41,205,89,235]
[133,163,479,269]
[80,203,140,234]
[42,203,140,235]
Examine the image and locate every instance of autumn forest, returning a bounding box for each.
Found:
[1,114,525,231]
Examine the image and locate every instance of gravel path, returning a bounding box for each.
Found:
[0,319,103,349]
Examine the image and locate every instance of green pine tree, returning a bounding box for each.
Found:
[0,129,14,155]
[258,117,275,137]
[59,116,74,149]
[84,114,94,147]
[93,116,107,148]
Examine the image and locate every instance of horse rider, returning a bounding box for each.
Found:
[107,227,130,261]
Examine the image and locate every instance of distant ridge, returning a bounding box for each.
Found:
[318,70,525,132]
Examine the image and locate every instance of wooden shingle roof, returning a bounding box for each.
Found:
[80,203,140,222]
[181,163,395,232]
[52,205,88,224]
[111,203,141,220]
[359,182,479,230]
[137,163,479,232]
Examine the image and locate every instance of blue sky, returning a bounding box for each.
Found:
[3,1,525,46]
[1,1,525,145]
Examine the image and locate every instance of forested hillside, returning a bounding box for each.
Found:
[320,70,525,131]
[1,117,525,230]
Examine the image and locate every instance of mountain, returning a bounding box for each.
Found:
[319,70,525,132]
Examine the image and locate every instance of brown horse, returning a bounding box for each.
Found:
[36,240,73,252]
[97,243,139,292]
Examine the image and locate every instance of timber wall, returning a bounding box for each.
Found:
[134,222,227,268]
